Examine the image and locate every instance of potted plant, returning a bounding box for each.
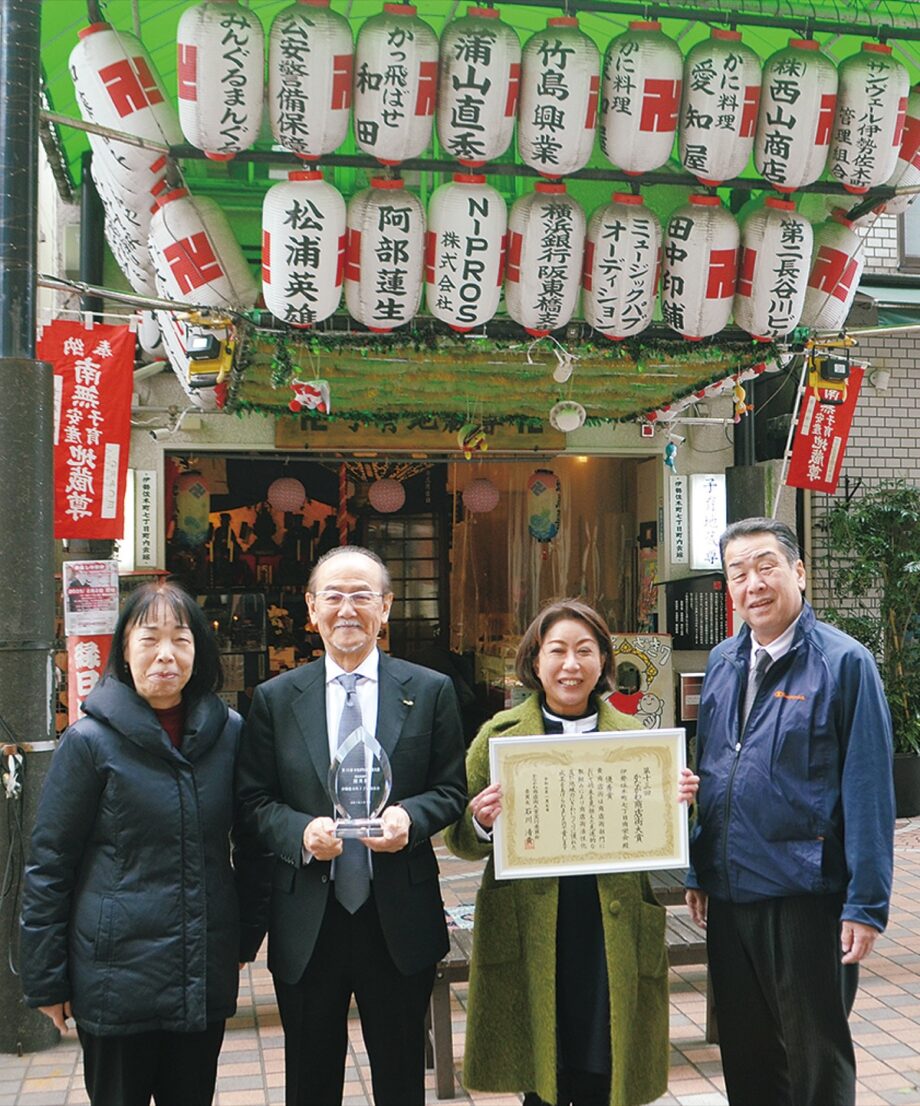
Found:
[817,480,920,816]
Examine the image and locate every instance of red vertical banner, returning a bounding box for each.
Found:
[785,365,864,494]
[67,635,113,725]
[38,319,134,539]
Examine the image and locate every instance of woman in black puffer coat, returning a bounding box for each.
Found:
[21,581,269,1106]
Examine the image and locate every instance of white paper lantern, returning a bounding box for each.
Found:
[267,477,307,513]
[583,192,661,341]
[600,21,683,176]
[549,400,586,432]
[353,3,438,165]
[462,477,500,513]
[518,17,599,179]
[505,183,586,337]
[734,196,812,341]
[425,174,507,332]
[368,478,406,513]
[149,188,259,309]
[882,85,920,215]
[754,39,838,193]
[679,29,761,186]
[345,179,425,332]
[262,170,347,328]
[91,156,163,296]
[268,0,353,160]
[828,43,908,195]
[437,6,521,168]
[177,0,264,160]
[87,129,170,196]
[69,23,182,180]
[800,209,865,332]
[661,195,739,340]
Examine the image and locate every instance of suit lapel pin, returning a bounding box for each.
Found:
[402,698,414,707]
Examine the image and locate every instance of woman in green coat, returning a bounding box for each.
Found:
[445,599,697,1106]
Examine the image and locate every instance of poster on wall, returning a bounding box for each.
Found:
[63,559,119,723]
[607,633,675,729]
[664,574,727,651]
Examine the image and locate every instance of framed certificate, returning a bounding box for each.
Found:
[489,729,688,880]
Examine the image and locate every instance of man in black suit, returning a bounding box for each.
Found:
[237,545,467,1106]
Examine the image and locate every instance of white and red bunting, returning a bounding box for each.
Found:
[661,195,739,340]
[345,179,425,332]
[91,157,163,297]
[582,192,661,341]
[518,17,599,179]
[353,3,438,165]
[69,23,182,181]
[754,39,837,193]
[177,0,264,161]
[262,171,347,328]
[828,43,908,195]
[734,196,812,341]
[268,0,353,161]
[679,29,761,186]
[800,208,865,332]
[437,6,521,168]
[882,85,920,215]
[425,173,507,332]
[505,182,585,337]
[149,188,259,309]
[600,21,682,176]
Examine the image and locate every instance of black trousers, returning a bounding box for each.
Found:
[274,892,437,1106]
[707,894,859,1106]
[523,1069,610,1106]
[77,1020,225,1106]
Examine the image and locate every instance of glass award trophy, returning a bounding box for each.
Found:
[327,725,393,838]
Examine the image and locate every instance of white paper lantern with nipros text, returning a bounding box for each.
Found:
[600,21,683,176]
[438,6,521,168]
[268,0,353,160]
[734,196,812,341]
[504,183,586,337]
[828,42,908,195]
[69,23,182,182]
[425,174,507,332]
[754,39,838,193]
[661,195,739,340]
[262,171,347,327]
[177,0,264,160]
[679,29,761,186]
[881,85,920,215]
[149,188,259,309]
[353,3,438,165]
[582,192,661,341]
[800,209,866,332]
[345,179,425,332]
[518,17,599,179]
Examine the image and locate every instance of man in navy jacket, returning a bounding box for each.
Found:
[686,517,894,1106]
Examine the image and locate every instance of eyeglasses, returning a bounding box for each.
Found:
[312,590,383,609]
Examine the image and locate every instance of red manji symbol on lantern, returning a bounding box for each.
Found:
[261,230,271,284]
[163,232,224,294]
[816,93,836,145]
[332,55,354,110]
[810,246,859,303]
[640,79,681,132]
[177,44,197,101]
[506,63,522,116]
[707,248,738,298]
[415,61,437,116]
[585,75,600,128]
[98,55,164,117]
[740,85,760,138]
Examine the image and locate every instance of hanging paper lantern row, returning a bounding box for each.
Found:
[262,170,346,328]
[462,477,499,513]
[505,182,586,337]
[345,179,426,332]
[600,21,683,177]
[425,174,507,332]
[800,208,866,332]
[518,17,599,179]
[828,42,908,195]
[437,6,521,168]
[679,28,761,187]
[368,477,406,513]
[754,39,838,193]
[734,196,812,341]
[881,85,920,215]
[268,0,354,160]
[582,192,661,341]
[177,0,264,161]
[353,3,438,166]
[267,477,306,513]
[661,195,739,341]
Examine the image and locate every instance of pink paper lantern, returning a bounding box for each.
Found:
[267,477,306,513]
[462,477,499,513]
[368,478,406,513]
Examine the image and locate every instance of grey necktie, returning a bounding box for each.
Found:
[742,647,772,730]
[334,673,370,914]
